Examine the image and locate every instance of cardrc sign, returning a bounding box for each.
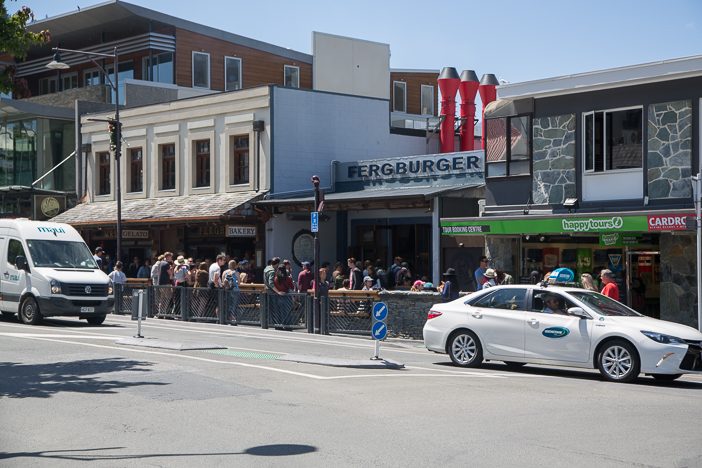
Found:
[542,327,570,339]
[647,215,691,231]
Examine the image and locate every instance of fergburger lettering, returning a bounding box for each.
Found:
[562,217,624,232]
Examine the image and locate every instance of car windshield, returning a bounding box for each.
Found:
[26,240,99,269]
[568,291,642,317]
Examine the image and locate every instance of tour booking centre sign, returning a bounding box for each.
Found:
[441,213,694,236]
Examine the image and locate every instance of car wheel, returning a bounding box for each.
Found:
[650,373,683,382]
[504,361,527,369]
[19,297,42,325]
[86,315,106,326]
[597,339,640,383]
[448,330,483,368]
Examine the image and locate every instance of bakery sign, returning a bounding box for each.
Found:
[226,225,256,237]
[34,195,66,220]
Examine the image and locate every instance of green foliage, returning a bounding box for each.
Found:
[0,0,49,94]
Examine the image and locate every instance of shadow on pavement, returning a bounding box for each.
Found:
[0,358,165,399]
[0,444,317,461]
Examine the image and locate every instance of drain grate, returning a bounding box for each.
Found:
[204,349,283,360]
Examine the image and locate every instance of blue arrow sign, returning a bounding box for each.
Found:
[372,321,387,340]
[372,302,388,322]
[311,211,319,233]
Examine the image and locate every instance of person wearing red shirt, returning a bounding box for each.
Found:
[600,269,620,301]
[297,261,313,292]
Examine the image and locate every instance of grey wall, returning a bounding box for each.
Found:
[272,87,430,194]
[659,233,697,329]
[532,114,576,205]
[647,100,692,199]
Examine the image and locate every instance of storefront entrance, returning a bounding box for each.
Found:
[626,251,660,318]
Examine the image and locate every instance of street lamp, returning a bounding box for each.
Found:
[47,47,123,263]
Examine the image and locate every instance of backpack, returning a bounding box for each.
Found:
[223,270,239,289]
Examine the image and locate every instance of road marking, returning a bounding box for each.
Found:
[0,333,115,339]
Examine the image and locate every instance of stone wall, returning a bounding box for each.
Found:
[380,290,443,340]
[659,233,697,328]
[485,237,516,275]
[24,85,108,108]
[647,100,692,199]
[532,114,576,205]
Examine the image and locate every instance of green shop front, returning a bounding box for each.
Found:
[441,210,696,323]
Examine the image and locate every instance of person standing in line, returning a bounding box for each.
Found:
[440,268,459,302]
[263,257,280,293]
[127,256,141,278]
[580,273,599,292]
[137,258,151,279]
[93,247,105,271]
[172,255,189,315]
[599,269,621,301]
[297,261,313,293]
[209,254,225,289]
[474,256,489,291]
[222,259,240,324]
[387,256,402,290]
[159,252,173,286]
[274,263,294,328]
[151,255,163,285]
[347,257,363,291]
[482,269,498,289]
[108,261,126,285]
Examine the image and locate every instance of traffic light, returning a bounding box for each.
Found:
[108,120,120,152]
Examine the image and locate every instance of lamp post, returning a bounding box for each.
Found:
[47,47,122,263]
[311,175,321,334]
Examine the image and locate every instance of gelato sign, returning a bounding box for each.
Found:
[562,217,623,232]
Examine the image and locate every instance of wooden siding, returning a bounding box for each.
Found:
[175,29,312,91]
[390,71,438,116]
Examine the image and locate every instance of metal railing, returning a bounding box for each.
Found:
[113,284,378,335]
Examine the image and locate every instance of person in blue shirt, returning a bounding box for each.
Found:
[441,268,460,302]
[474,256,489,290]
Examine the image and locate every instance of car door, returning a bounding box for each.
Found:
[1,237,29,312]
[524,291,592,363]
[468,287,527,358]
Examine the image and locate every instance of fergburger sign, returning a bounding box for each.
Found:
[562,217,623,232]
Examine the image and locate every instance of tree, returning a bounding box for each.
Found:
[0,0,49,94]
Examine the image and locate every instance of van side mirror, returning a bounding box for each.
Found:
[15,255,29,272]
[567,307,590,319]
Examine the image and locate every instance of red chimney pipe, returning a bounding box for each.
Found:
[478,74,499,150]
[458,70,479,151]
[437,67,460,153]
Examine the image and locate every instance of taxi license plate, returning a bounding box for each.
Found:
[80,306,95,313]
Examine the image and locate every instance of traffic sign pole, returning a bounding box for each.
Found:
[371,302,388,360]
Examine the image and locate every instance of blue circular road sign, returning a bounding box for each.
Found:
[372,302,388,322]
[372,321,388,340]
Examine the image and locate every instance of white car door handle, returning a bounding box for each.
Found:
[528,318,539,326]
[471,312,482,319]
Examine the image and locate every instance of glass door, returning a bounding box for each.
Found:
[626,251,660,318]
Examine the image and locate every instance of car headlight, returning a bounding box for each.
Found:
[50,279,61,294]
[108,284,113,295]
[641,330,687,345]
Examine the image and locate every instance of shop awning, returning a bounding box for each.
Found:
[483,97,534,119]
[50,190,266,225]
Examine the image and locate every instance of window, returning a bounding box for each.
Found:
[225,56,242,91]
[192,52,210,89]
[284,65,299,88]
[583,108,642,173]
[97,151,111,195]
[7,239,26,267]
[143,52,174,84]
[39,77,57,95]
[84,62,132,105]
[62,73,78,90]
[393,81,406,113]
[470,288,527,310]
[531,293,574,314]
[128,147,143,193]
[194,139,210,188]
[84,68,109,87]
[485,115,531,178]
[421,85,434,115]
[159,143,176,190]
[230,135,249,185]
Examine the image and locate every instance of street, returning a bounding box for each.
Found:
[1,314,701,468]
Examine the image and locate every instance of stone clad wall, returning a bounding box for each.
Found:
[659,233,698,328]
[532,114,576,205]
[647,100,692,199]
[380,291,444,340]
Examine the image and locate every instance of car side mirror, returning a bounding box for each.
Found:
[567,307,590,319]
[15,255,29,272]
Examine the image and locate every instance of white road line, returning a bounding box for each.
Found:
[0,333,115,339]
[4,334,508,381]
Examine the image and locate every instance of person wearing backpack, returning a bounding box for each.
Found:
[222,260,240,324]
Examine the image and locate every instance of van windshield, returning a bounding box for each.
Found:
[26,240,99,269]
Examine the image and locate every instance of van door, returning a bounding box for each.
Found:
[2,237,29,312]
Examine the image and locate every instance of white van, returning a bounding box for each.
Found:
[0,219,114,325]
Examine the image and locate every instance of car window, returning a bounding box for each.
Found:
[569,291,642,317]
[470,288,526,311]
[531,292,575,314]
[7,239,26,267]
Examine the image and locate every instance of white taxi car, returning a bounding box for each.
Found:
[423,284,702,383]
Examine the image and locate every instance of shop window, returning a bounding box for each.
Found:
[192,51,210,89]
[230,135,249,185]
[128,147,143,193]
[225,56,242,91]
[143,52,174,84]
[194,139,210,188]
[583,107,642,173]
[421,85,434,115]
[97,151,111,195]
[159,143,176,190]
[284,65,299,88]
[393,81,406,113]
[485,115,531,178]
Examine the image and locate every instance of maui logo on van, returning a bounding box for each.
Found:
[542,327,570,339]
[37,226,66,237]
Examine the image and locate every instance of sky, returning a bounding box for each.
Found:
[16,0,702,84]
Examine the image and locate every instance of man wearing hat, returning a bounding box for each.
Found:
[297,261,313,292]
[482,268,497,289]
[93,246,104,271]
[441,267,459,301]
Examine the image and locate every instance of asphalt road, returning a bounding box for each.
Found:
[1,314,701,468]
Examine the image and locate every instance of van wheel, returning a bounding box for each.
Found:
[86,315,106,326]
[19,297,42,325]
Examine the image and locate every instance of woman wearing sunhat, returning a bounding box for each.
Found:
[441,268,460,302]
[482,268,497,289]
